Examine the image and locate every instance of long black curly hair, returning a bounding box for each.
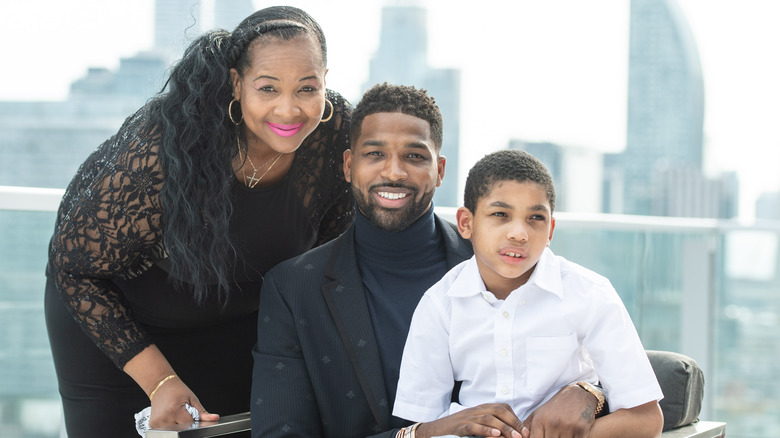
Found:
[145,6,327,302]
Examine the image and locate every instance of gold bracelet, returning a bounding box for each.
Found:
[409,422,421,438]
[400,422,421,438]
[149,374,178,401]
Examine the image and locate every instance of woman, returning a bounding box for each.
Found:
[44,6,353,437]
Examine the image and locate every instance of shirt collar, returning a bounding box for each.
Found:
[448,247,563,300]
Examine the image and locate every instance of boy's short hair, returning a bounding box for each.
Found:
[350,82,443,152]
[464,149,556,213]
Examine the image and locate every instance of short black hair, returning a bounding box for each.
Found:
[350,83,443,151]
[463,150,556,213]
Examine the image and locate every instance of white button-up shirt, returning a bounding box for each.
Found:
[393,248,663,422]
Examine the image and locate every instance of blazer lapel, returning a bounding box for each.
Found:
[321,227,390,430]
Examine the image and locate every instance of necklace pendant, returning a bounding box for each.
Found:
[246,171,261,188]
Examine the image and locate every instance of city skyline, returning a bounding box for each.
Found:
[2,0,779,218]
[1,3,778,435]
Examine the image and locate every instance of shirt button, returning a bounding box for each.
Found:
[502,387,509,394]
[499,348,508,356]
[520,299,527,305]
[502,311,510,319]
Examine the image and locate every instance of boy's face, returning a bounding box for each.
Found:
[456,180,555,299]
[344,112,446,232]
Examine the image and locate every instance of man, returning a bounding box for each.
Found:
[250,83,600,438]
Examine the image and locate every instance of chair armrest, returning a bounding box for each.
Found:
[660,421,726,438]
[145,411,250,437]
[647,350,705,431]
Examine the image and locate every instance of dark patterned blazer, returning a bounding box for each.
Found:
[250,214,472,438]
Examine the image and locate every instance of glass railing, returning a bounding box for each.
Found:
[0,186,64,438]
[3,187,779,437]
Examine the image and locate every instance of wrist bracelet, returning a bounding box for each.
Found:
[410,422,420,438]
[149,374,178,401]
[400,422,421,438]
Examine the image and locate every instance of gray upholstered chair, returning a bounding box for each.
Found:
[647,350,726,437]
[146,351,725,437]
[647,350,705,431]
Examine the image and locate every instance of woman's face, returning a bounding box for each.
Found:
[231,35,327,154]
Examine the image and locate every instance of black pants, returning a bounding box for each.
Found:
[44,278,255,438]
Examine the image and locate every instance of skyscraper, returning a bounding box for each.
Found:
[606,0,719,217]
[756,191,780,221]
[364,4,461,208]
[509,140,604,214]
[154,0,202,62]
[214,0,255,32]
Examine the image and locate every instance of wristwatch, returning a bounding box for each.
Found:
[575,381,605,416]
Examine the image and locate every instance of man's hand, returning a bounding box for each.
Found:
[522,384,598,438]
[415,403,525,438]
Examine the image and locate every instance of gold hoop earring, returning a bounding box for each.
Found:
[228,99,243,125]
[320,99,334,123]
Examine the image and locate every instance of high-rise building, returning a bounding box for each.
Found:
[605,0,736,218]
[756,191,780,221]
[509,140,603,214]
[364,4,461,208]
[154,0,202,62]
[653,167,731,218]
[214,0,255,32]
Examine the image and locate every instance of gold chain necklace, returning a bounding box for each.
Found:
[236,136,284,188]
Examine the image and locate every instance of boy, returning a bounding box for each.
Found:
[393,150,664,437]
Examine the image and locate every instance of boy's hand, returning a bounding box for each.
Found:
[522,384,597,438]
[415,403,525,438]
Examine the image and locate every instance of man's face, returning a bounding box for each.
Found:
[344,112,446,232]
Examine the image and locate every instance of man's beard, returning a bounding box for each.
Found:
[353,183,435,232]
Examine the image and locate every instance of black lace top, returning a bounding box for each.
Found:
[47,90,354,368]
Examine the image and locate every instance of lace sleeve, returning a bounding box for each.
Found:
[48,109,166,369]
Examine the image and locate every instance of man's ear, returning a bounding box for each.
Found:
[436,155,446,188]
[456,206,473,239]
[343,149,353,183]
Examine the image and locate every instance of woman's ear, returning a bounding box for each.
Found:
[230,68,241,98]
[456,206,473,240]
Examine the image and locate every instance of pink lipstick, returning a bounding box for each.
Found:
[267,122,304,137]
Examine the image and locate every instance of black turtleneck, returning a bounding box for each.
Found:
[354,204,449,425]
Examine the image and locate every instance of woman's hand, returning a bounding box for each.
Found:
[148,377,219,428]
[123,345,220,429]
[414,403,525,438]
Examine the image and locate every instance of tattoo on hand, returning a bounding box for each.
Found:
[580,405,595,421]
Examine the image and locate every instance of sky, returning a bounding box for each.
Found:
[2,0,779,219]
